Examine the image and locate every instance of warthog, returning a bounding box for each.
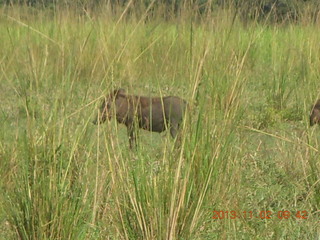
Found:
[93,89,187,148]
[310,99,320,126]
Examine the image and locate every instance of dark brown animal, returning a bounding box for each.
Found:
[93,89,187,148]
[310,99,320,126]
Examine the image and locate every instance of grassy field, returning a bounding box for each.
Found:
[0,4,320,239]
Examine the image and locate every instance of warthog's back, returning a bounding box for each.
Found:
[139,96,186,132]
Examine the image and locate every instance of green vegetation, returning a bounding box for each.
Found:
[0,3,320,239]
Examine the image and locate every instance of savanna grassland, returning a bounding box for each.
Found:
[0,2,320,239]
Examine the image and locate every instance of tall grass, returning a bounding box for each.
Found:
[0,3,320,239]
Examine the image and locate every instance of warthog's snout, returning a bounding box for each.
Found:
[93,94,116,125]
[92,112,108,125]
[93,88,186,149]
[92,113,100,125]
[310,99,320,126]
[92,112,103,125]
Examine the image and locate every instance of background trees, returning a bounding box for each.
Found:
[1,0,320,24]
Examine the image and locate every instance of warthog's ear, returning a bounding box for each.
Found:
[117,88,126,94]
[114,88,126,98]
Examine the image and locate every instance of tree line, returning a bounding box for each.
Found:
[2,0,320,23]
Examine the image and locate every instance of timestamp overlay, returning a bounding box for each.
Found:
[212,210,309,220]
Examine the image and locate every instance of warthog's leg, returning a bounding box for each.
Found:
[169,122,179,138]
[127,124,136,149]
[170,122,183,149]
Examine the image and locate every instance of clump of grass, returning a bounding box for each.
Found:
[1,2,320,239]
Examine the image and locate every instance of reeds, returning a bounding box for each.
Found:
[0,2,320,239]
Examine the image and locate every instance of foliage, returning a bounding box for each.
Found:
[1,0,320,24]
[0,3,320,239]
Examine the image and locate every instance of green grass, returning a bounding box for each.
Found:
[1,4,320,240]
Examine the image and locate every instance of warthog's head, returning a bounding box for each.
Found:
[310,99,320,126]
[93,88,126,125]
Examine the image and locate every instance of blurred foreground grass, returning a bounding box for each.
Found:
[0,4,320,239]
